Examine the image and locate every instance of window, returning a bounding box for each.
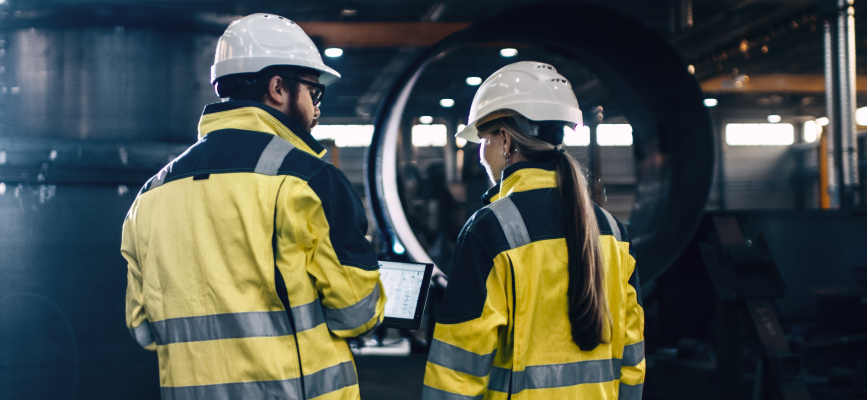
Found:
[725,123,794,146]
[563,125,590,146]
[597,124,634,146]
[412,124,447,147]
[311,125,374,147]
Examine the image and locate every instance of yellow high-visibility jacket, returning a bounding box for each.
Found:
[423,162,645,400]
[123,100,386,400]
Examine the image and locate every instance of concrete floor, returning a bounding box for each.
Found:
[356,354,428,400]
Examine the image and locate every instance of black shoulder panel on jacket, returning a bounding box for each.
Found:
[139,129,329,195]
[507,188,566,243]
[306,164,379,271]
[437,208,510,324]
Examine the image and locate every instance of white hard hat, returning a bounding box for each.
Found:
[211,13,340,86]
[456,61,583,143]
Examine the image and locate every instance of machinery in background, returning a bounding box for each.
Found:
[649,211,867,400]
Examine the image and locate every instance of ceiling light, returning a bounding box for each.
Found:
[324,48,343,58]
[817,117,829,126]
[500,48,518,57]
[340,9,357,17]
[688,65,695,74]
[767,115,781,123]
[439,99,455,108]
[703,98,718,107]
[466,77,482,86]
[419,116,433,124]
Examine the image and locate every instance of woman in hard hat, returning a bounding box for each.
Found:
[422,61,645,399]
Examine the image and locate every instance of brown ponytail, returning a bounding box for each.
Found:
[477,117,611,351]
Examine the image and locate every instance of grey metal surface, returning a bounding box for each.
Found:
[0,184,159,399]
[0,27,216,142]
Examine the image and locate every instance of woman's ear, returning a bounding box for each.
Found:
[501,128,513,154]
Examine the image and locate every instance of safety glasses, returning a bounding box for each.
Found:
[292,77,326,106]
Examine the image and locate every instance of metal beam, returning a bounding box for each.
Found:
[297,22,469,47]
[701,73,867,93]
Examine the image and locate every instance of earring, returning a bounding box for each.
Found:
[504,152,511,164]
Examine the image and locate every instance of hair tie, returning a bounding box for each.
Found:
[556,144,566,154]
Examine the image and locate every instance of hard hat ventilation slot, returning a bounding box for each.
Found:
[535,64,555,71]
[550,78,571,86]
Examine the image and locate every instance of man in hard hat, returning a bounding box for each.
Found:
[123,14,385,399]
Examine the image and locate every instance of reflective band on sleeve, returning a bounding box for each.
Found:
[599,208,622,241]
[149,167,169,190]
[161,377,302,400]
[619,382,643,400]
[622,341,645,367]
[488,358,621,394]
[428,340,496,377]
[151,311,293,345]
[255,136,294,176]
[489,197,530,249]
[304,361,358,399]
[291,299,327,333]
[322,284,380,332]
[129,321,155,348]
[421,386,485,400]
[487,366,512,393]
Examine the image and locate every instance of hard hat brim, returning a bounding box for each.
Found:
[211,57,341,86]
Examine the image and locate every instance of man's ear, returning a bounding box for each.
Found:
[265,75,286,105]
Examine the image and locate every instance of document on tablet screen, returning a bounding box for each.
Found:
[379,261,427,319]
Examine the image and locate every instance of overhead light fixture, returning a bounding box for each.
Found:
[500,48,518,57]
[439,99,455,108]
[688,65,695,74]
[340,9,357,17]
[767,115,781,123]
[703,98,718,107]
[419,116,433,124]
[817,117,829,126]
[466,77,482,86]
[324,48,343,58]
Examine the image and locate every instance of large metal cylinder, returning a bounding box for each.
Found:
[0,25,217,399]
[366,1,715,284]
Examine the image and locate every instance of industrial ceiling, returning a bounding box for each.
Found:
[2,0,864,124]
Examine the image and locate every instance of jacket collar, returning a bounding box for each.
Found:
[197,100,326,158]
[494,162,558,202]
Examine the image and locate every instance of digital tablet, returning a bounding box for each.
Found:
[378,260,434,330]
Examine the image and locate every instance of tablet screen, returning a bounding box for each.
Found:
[379,261,434,329]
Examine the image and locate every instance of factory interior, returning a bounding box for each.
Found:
[1,0,866,399]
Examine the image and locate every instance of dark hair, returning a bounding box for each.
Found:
[214,65,320,101]
[477,117,610,351]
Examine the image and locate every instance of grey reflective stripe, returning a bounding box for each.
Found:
[151,311,293,345]
[428,340,496,377]
[489,359,621,394]
[622,341,645,367]
[489,197,530,249]
[161,377,302,400]
[323,284,380,332]
[599,207,622,241]
[129,321,155,348]
[305,361,358,399]
[149,167,169,190]
[255,136,294,175]
[421,386,484,400]
[291,299,326,333]
[488,366,511,392]
[619,382,643,400]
